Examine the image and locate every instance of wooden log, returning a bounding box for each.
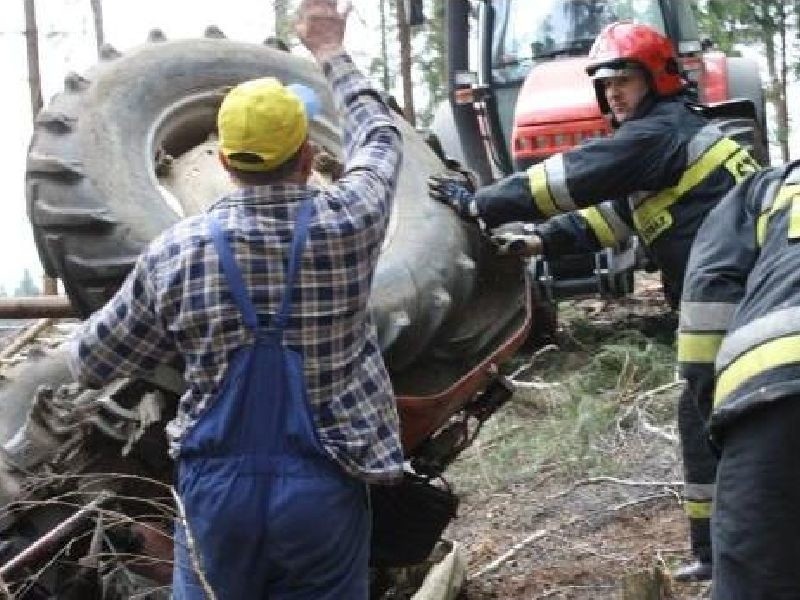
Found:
[0,297,77,320]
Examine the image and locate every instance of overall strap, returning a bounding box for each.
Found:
[209,216,258,331]
[273,200,314,330]
[208,201,315,334]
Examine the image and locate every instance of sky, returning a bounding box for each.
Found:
[0,1,797,293]
[0,0,379,293]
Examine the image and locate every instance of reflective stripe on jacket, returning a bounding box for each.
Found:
[475,98,757,304]
[679,161,800,430]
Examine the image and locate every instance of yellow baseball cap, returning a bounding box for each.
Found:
[217,77,320,172]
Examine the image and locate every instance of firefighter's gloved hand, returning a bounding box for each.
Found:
[428,171,479,222]
[490,223,543,256]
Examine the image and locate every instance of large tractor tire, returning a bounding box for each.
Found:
[25,35,526,379]
[26,37,341,316]
[25,34,530,443]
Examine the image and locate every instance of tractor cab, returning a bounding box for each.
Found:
[441,0,763,175]
[498,0,684,169]
[431,0,765,302]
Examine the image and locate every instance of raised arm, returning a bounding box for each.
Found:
[297,0,402,235]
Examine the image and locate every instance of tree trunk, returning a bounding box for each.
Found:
[274,0,291,46]
[24,0,56,295]
[23,0,42,119]
[396,0,416,126]
[380,0,391,92]
[777,4,789,161]
[90,0,104,55]
[620,565,672,600]
[759,4,780,162]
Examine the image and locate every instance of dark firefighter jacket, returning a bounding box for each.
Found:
[474,96,759,306]
[678,161,800,434]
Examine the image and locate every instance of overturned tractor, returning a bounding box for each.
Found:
[1,31,530,597]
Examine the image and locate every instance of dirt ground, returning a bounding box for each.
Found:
[445,275,711,599]
[448,465,708,599]
[0,281,709,599]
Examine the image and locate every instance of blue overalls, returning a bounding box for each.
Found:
[172,202,370,599]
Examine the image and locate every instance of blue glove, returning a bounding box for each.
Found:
[427,171,479,222]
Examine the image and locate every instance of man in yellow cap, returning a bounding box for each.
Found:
[217,76,322,175]
[66,1,403,598]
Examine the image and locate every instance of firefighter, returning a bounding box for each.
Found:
[678,162,800,597]
[429,21,760,582]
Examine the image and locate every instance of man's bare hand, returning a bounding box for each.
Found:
[490,223,543,256]
[296,0,350,62]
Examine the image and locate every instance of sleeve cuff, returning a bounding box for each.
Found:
[321,50,357,81]
[63,336,84,382]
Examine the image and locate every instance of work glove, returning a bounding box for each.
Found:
[489,222,544,256]
[428,170,480,222]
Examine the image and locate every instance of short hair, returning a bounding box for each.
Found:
[224,145,305,185]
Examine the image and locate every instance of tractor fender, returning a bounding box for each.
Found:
[702,52,769,166]
[700,51,729,105]
[430,100,494,185]
[725,56,768,144]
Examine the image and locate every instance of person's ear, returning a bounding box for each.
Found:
[298,140,316,179]
[218,150,231,171]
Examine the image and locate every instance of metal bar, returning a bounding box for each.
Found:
[0,297,77,319]
[0,492,113,582]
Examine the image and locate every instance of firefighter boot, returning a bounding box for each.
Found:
[673,517,712,582]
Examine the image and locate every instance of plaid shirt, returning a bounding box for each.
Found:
[67,52,404,483]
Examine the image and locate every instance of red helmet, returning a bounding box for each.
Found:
[586,22,685,102]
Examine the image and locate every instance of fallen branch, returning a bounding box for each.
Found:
[0,318,53,361]
[172,487,217,599]
[469,529,549,580]
[546,476,682,501]
[632,380,684,405]
[640,419,678,444]
[569,539,631,562]
[537,584,615,599]
[508,380,562,390]
[508,344,559,380]
[608,492,674,512]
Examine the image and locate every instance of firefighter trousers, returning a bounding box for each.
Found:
[678,383,717,561]
[713,396,800,599]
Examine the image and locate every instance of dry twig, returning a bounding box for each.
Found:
[608,492,675,512]
[469,528,549,580]
[508,344,559,380]
[536,584,615,598]
[546,476,682,501]
[0,318,53,361]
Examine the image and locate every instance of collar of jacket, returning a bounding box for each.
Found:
[209,184,316,210]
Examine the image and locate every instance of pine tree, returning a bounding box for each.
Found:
[415,0,446,127]
[273,0,296,48]
[14,269,40,297]
[696,0,795,161]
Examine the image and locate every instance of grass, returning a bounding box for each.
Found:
[446,306,678,494]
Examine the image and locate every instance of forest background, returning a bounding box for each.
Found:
[1,0,799,295]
